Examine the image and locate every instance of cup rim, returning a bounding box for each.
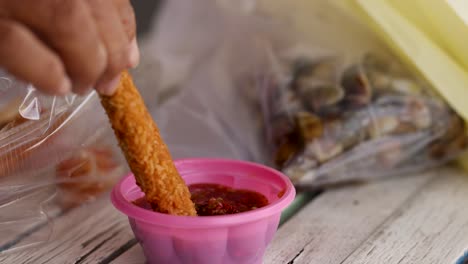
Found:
[111,158,296,228]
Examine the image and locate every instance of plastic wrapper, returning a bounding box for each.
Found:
[144,0,468,189]
[255,0,468,187]
[141,0,277,163]
[338,0,468,171]
[0,72,125,253]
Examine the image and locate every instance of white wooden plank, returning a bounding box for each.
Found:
[264,170,438,264]
[0,195,134,264]
[112,244,145,264]
[342,168,468,264]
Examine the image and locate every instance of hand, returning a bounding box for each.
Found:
[0,0,139,96]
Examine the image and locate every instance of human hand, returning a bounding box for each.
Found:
[0,0,139,96]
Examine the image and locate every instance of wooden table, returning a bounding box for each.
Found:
[1,167,468,264]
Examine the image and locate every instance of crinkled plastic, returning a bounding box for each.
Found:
[144,0,281,164]
[263,53,466,187]
[0,72,125,253]
[145,0,467,189]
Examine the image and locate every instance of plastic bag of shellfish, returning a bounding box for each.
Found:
[263,51,467,188]
[141,0,468,188]
[250,0,468,187]
[0,71,126,253]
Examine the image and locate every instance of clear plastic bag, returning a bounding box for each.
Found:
[144,0,467,188]
[0,72,125,253]
[263,53,466,187]
[142,0,281,163]
[254,1,468,187]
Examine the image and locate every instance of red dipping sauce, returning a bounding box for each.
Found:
[133,183,269,216]
[189,184,269,216]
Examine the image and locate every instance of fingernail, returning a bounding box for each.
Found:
[72,82,92,96]
[58,77,72,95]
[97,76,121,96]
[97,42,108,66]
[128,38,140,68]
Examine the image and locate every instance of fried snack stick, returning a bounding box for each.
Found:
[99,71,197,216]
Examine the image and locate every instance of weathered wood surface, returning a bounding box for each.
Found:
[342,169,468,264]
[0,187,62,253]
[112,244,145,264]
[0,196,134,264]
[1,167,468,264]
[264,170,437,264]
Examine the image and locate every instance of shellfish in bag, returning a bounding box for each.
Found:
[146,0,467,190]
[254,0,466,187]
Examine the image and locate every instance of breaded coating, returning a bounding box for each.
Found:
[99,71,197,216]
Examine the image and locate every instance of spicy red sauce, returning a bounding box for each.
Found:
[133,183,269,216]
[189,184,269,216]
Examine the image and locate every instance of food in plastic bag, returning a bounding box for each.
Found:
[0,72,125,252]
[139,0,467,189]
[262,53,467,187]
[56,146,124,209]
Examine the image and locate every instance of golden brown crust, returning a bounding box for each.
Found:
[99,71,197,216]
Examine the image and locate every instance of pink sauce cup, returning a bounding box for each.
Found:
[111,158,296,264]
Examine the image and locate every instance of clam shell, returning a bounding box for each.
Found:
[390,78,422,95]
[340,115,369,148]
[403,97,432,129]
[341,64,372,108]
[429,113,467,159]
[305,139,343,163]
[293,57,341,83]
[368,116,400,138]
[276,89,304,114]
[444,114,466,140]
[320,118,367,149]
[283,155,318,183]
[270,113,303,167]
[367,70,392,92]
[274,139,302,168]
[292,58,345,111]
[377,140,403,168]
[269,113,296,142]
[296,111,323,141]
[300,84,345,112]
[362,53,424,95]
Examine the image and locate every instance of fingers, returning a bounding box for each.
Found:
[113,0,137,41]
[1,0,139,96]
[85,0,128,95]
[0,19,71,95]
[128,38,140,69]
[6,0,107,94]
[90,0,139,95]
[113,0,140,69]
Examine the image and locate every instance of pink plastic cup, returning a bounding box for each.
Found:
[111,158,295,264]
